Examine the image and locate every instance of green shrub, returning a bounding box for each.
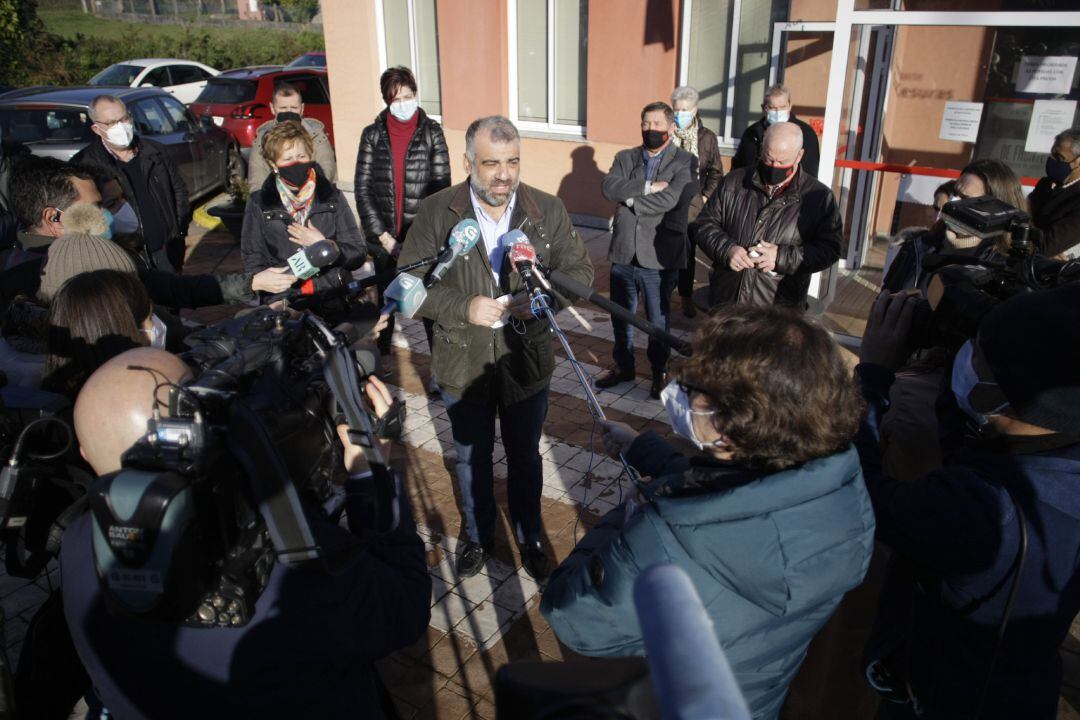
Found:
[1,7,325,87]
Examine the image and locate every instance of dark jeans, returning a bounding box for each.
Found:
[677,224,699,298]
[443,388,549,546]
[609,262,678,373]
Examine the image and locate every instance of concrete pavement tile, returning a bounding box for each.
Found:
[424,631,477,679]
[429,591,477,634]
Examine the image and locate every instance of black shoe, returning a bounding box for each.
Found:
[680,295,697,318]
[519,541,551,583]
[456,541,493,578]
[650,369,666,400]
[595,366,635,390]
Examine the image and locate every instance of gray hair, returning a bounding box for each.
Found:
[764,83,791,104]
[671,85,700,108]
[465,116,520,162]
[88,95,127,123]
[1055,128,1080,156]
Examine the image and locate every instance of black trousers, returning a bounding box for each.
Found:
[677,222,699,298]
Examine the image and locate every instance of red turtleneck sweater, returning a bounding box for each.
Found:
[386,111,419,236]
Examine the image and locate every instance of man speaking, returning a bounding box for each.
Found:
[397,116,593,581]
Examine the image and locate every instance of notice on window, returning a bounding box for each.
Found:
[1017,56,1078,95]
[938,101,984,143]
[1025,99,1079,153]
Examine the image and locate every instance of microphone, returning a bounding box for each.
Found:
[264,266,351,306]
[426,219,481,288]
[382,272,427,319]
[540,266,692,356]
[634,564,752,720]
[507,240,544,299]
[286,240,341,280]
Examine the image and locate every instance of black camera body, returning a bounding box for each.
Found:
[912,196,1079,348]
[89,308,401,628]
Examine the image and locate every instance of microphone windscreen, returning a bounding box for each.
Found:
[384,273,428,318]
[450,219,482,254]
[508,240,536,270]
[499,229,528,249]
[304,240,341,268]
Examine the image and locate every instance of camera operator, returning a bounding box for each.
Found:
[855,287,1080,719]
[60,346,430,718]
[883,160,1025,294]
[241,122,366,277]
[541,305,875,720]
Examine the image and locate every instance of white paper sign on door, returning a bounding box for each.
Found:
[938,101,984,143]
[1025,99,1078,153]
[1017,56,1078,95]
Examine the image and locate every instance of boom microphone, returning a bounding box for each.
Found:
[539,265,692,357]
[426,219,481,288]
[634,565,751,720]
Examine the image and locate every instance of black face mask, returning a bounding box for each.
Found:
[642,129,669,151]
[276,161,314,188]
[758,161,795,187]
[1046,156,1074,184]
[276,111,302,124]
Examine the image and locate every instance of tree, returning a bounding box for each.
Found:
[0,0,45,86]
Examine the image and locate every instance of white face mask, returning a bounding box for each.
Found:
[389,99,419,122]
[660,380,728,452]
[143,313,167,349]
[105,121,135,148]
[766,109,790,125]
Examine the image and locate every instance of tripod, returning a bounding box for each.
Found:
[526,289,642,490]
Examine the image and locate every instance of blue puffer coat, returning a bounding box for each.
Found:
[541,432,876,719]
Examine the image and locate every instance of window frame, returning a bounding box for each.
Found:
[507,0,587,137]
[677,0,744,150]
[373,0,443,123]
[131,97,177,136]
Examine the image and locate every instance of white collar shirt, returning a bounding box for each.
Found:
[470,186,517,284]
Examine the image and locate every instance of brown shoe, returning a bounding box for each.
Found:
[595,366,635,389]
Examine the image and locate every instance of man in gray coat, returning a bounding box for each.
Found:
[247,83,337,190]
[597,101,696,398]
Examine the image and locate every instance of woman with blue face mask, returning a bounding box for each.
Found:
[670,85,725,319]
[354,66,451,390]
[542,304,875,720]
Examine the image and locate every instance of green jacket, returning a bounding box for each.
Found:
[397,181,593,405]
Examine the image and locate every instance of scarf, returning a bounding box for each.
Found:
[275,168,317,225]
[671,120,699,158]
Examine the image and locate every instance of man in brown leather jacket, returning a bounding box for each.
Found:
[397,116,593,582]
[696,122,842,309]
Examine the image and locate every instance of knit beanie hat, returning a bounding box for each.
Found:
[977,282,1080,434]
[38,203,138,303]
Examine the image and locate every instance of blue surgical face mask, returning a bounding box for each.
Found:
[766,109,790,125]
[112,202,140,235]
[99,207,115,241]
[674,110,694,130]
[142,313,167,349]
[951,340,1009,427]
[389,99,419,122]
[660,380,728,452]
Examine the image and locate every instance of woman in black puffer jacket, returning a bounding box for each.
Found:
[354,66,450,366]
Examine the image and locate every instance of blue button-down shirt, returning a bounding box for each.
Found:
[470,187,517,285]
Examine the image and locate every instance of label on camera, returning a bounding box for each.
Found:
[287,249,318,280]
[108,568,164,593]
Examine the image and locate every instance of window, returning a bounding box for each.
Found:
[678,0,787,146]
[142,66,172,88]
[160,95,195,131]
[509,0,588,134]
[132,99,175,136]
[196,79,258,105]
[90,64,141,86]
[169,65,206,85]
[282,74,330,105]
[376,0,443,118]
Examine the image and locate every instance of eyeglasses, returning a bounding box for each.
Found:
[94,113,131,129]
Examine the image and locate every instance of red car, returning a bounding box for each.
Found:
[189,66,333,163]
